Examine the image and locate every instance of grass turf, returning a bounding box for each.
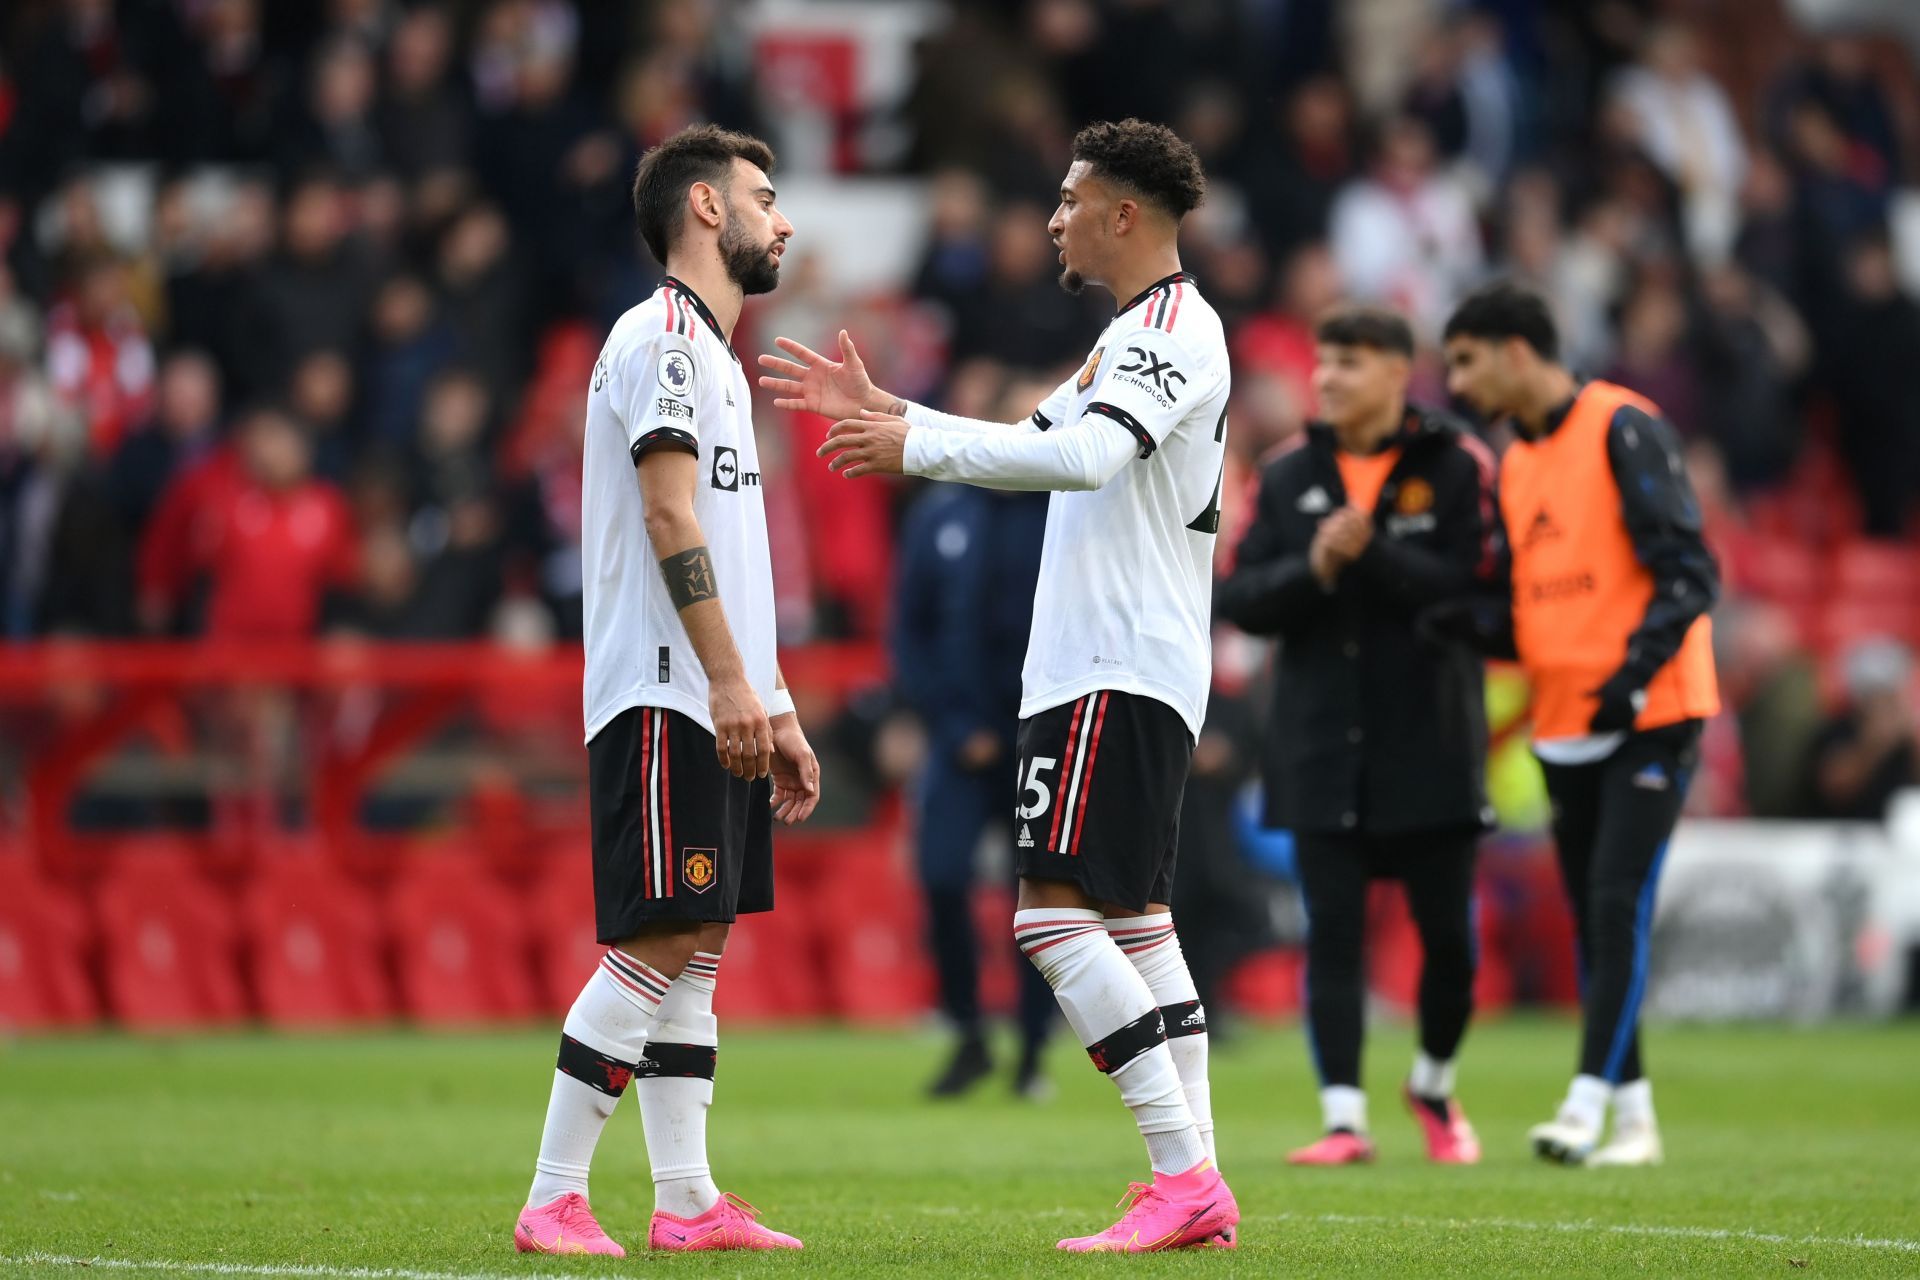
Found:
[2,1017,1917,1278]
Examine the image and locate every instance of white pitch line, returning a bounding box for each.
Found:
[1246,1211,1920,1254]
[0,1255,566,1280]
[9,1210,1920,1278]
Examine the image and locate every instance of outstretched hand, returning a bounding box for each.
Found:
[756,329,890,421]
[817,411,910,479]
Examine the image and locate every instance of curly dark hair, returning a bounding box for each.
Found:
[1070,118,1206,221]
[1443,281,1560,360]
[631,125,777,264]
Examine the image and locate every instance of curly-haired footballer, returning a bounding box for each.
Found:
[758,119,1238,1253]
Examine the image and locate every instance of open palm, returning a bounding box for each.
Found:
[756,330,882,421]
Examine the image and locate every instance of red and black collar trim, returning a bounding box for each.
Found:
[1116,270,1196,325]
[662,276,740,362]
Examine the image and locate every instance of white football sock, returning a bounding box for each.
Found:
[1410,1051,1456,1099]
[1561,1073,1612,1133]
[1611,1079,1656,1133]
[1107,914,1216,1169]
[1016,908,1207,1175]
[1321,1084,1368,1134]
[639,951,723,1218]
[527,949,670,1207]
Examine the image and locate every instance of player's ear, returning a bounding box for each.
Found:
[1112,197,1137,237]
[689,181,724,233]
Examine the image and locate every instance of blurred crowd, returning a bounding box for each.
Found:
[2,0,1919,823]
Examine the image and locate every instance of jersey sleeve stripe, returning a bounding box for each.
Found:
[1163,282,1183,331]
[659,288,673,333]
[1032,409,1052,431]
[1086,401,1156,459]
[629,425,698,464]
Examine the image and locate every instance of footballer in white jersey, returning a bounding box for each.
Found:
[765,119,1238,1254]
[516,125,813,1260]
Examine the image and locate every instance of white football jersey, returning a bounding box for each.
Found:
[1020,271,1231,738]
[580,277,776,744]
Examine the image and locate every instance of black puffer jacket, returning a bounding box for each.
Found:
[1218,407,1499,836]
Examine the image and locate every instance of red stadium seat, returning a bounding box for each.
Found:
[242,853,391,1026]
[811,830,934,1023]
[96,846,247,1028]
[386,852,538,1023]
[1222,947,1304,1018]
[529,845,604,1015]
[1739,537,1823,610]
[713,907,819,1021]
[1832,538,1920,601]
[0,859,98,1028]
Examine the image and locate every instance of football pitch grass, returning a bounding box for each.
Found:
[3,1018,1917,1278]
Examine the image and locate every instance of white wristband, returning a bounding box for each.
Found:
[768,688,796,718]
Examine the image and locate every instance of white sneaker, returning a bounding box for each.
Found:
[1588,1124,1664,1167]
[1529,1114,1602,1166]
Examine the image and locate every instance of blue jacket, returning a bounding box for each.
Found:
[890,484,1048,759]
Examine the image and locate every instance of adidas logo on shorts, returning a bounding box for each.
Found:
[1018,823,1035,849]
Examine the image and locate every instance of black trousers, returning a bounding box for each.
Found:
[1295,827,1480,1089]
[1538,720,1701,1085]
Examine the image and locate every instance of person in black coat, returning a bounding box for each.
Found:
[1217,305,1498,1165]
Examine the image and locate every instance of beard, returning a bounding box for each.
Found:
[720,213,782,296]
[1057,267,1085,295]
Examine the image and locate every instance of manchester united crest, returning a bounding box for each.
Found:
[1397,478,1435,515]
[1077,346,1104,391]
[682,848,716,893]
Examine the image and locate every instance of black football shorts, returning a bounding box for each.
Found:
[587,704,774,941]
[1012,690,1194,913]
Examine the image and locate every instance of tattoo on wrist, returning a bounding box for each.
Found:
[662,545,719,609]
[886,397,908,417]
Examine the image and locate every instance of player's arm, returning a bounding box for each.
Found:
[766,665,820,824]
[637,449,772,780]
[1592,405,1720,727]
[758,329,1041,435]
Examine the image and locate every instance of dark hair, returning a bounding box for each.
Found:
[1443,281,1560,360]
[631,125,777,264]
[1315,305,1414,357]
[1070,118,1206,221]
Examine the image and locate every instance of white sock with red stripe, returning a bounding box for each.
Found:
[640,950,722,1218]
[1015,908,1207,1176]
[527,949,670,1207]
[1106,914,1215,1170]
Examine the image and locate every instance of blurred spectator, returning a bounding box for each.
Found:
[1602,275,1700,439]
[377,5,471,180]
[1766,33,1900,198]
[288,349,357,483]
[1828,234,1920,536]
[1233,242,1342,424]
[107,348,223,538]
[1804,638,1920,821]
[1241,76,1357,264]
[1329,114,1483,335]
[1690,262,1810,492]
[433,204,527,398]
[1609,21,1747,261]
[910,169,994,324]
[361,275,452,450]
[1714,599,1822,819]
[249,177,376,389]
[43,252,155,461]
[171,407,357,639]
[0,300,124,635]
[280,37,384,183]
[948,201,1090,370]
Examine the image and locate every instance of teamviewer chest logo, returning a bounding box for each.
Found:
[710,445,759,490]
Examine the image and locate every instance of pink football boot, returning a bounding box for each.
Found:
[649,1192,803,1251]
[1405,1084,1482,1164]
[1286,1130,1377,1165]
[1057,1160,1238,1253]
[513,1192,626,1256]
